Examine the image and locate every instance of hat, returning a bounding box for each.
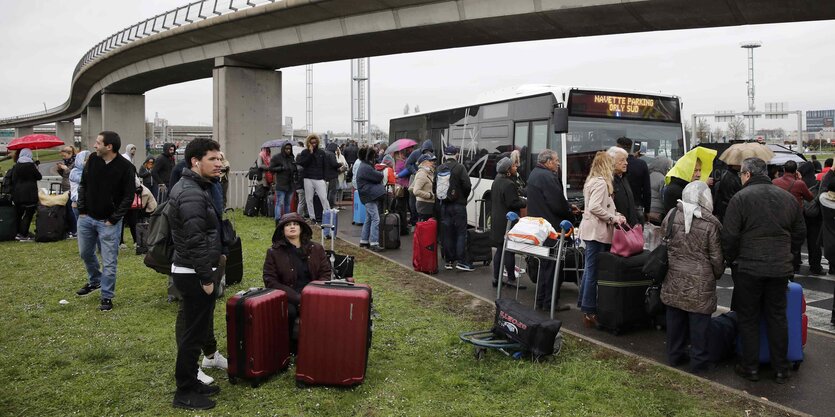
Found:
[443,145,460,157]
[272,212,313,244]
[418,154,436,164]
[496,157,512,174]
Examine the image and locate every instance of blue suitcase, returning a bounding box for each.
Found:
[352,190,366,225]
[737,282,806,368]
[322,208,338,239]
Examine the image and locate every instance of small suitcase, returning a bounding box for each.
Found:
[352,190,366,225]
[413,218,439,274]
[0,201,16,241]
[35,204,66,242]
[379,212,401,249]
[135,221,150,255]
[244,192,261,217]
[296,281,372,386]
[322,208,338,239]
[227,288,291,387]
[265,192,276,218]
[466,229,492,266]
[737,282,807,368]
[225,236,243,286]
[596,251,652,335]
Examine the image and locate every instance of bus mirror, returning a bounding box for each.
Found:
[552,108,568,134]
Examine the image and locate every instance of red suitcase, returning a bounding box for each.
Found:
[413,218,438,274]
[296,281,372,386]
[226,288,290,387]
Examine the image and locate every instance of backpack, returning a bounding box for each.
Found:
[1,166,14,196]
[247,160,263,181]
[143,200,174,274]
[436,164,455,201]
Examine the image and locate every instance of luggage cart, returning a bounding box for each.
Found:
[459,212,573,361]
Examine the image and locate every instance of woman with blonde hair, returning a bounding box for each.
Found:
[577,151,626,327]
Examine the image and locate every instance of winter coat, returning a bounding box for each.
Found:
[356,161,386,204]
[773,174,814,208]
[649,171,666,216]
[262,239,331,305]
[69,151,90,203]
[410,165,435,204]
[401,139,434,180]
[626,155,651,211]
[721,174,806,278]
[578,176,617,244]
[712,167,742,222]
[527,164,571,228]
[269,149,297,192]
[152,143,175,187]
[168,168,223,282]
[138,158,155,189]
[660,203,724,315]
[10,162,41,206]
[612,174,639,226]
[56,156,74,192]
[297,136,328,181]
[663,176,689,214]
[490,173,526,247]
[820,193,835,262]
[323,146,343,182]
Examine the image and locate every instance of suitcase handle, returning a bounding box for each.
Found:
[323,280,355,287]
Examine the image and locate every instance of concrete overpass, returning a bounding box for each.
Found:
[3,0,835,169]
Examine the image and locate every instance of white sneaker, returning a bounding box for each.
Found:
[201,351,228,370]
[196,367,214,385]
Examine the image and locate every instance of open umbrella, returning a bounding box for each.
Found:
[719,142,775,166]
[385,138,417,155]
[261,139,290,149]
[8,134,65,151]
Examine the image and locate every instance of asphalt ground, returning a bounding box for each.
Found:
[333,205,835,417]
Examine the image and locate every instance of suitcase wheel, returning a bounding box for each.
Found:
[229,376,237,385]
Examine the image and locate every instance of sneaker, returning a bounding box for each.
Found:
[76,283,101,296]
[201,351,228,370]
[16,234,33,242]
[99,298,113,312]
[456,262,475,272]
[444,262,455,270]
[196,367,214,385]
[195,382,220,396]
[172,389,215,410]
[369,245,384,252]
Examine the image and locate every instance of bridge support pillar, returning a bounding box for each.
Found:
[83,106,102,150]
[56,121,75,148]
[14,126,33,138]
[213,57,282,171]
[102,93,145,165]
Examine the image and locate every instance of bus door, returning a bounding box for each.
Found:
[514,120,552,181]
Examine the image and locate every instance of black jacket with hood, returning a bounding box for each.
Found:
[269,144,297,192]
[152,143,175,187]
[169,168,223,283]
[297,136,327,181]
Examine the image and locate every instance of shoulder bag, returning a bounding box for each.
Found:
[642,208,677,316]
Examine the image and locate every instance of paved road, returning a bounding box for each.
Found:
[334,207,834,417]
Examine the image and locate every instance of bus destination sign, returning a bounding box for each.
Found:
[568,91,680,122]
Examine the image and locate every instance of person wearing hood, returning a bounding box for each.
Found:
[152,143,176,199]
[663,147,716,214]
[818,181,835,323]
[296,133,331,219]
[9,148,42,241]
[660,181,724,373]
[122,143,137,166]
[262,212,332,351]
[722,157,805,384]
[269,143,298,220]
[798,160,824,275]
[647,157,672,225]
[490,157,527,288]
[410,154,437,222]
[138,156,155,190]
[400,139,434,226]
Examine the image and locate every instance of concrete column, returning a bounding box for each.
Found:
[56,121,75,148]
[213,57,282,171]
[102,93,145,166]
[80,112,89,150]
[85,106,102,150]
[14,126,33,138]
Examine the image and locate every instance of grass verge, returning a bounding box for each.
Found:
[0,214,795,416]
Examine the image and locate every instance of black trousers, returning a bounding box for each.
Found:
[172,273,216,391]
[288,303,299,354]
[665,306,711,370]
[16,204,36,236]
[175,293,217,357]
[733,271,790,372]
[492,248,515,284]
[408,190,419,226]
[805,214,822,271]
[536,259,561,309]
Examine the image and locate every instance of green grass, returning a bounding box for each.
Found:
[0,149,63,173]
[0,215,792,416]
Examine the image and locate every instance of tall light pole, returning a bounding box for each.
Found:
[740,41,761,137]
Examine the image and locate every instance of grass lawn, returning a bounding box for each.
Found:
[0,214,793,416]
[0,149,63,173]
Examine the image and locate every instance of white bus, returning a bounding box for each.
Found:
[388,85,688,226]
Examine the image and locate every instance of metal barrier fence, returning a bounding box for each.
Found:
[1,0,276,123]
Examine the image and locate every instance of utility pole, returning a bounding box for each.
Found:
[740,41,761,136]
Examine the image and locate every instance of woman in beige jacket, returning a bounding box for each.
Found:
[409,154,437,221]
[577,151,626,327]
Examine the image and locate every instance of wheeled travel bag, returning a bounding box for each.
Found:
[379,212,400,249]
[322,208,338,239]
[596,251,652,334]
[244,193,262,217]
[737,282,807,367]
[352,189,366,225]
[493,298,562,358]
[296,281,372,386]
[226,288,290,387]
[35,204,66,242]
[135,221,150,255]
[265,192,276,218]
[466,228,492,266]
[225,236,243,285]
[0,200,16,241]
[413,218,439,274]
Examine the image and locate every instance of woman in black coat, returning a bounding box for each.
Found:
[490,157,526,287]
[10,148,42,240]
[819,180,835,325]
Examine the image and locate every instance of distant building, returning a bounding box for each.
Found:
[806,109,835,133]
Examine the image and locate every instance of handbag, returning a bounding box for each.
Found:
[805,185,821,218]
[610,223,644,257]
[130,192,142,209]
[642,208,677,283]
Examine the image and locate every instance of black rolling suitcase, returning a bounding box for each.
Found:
[596,251,652,335]
[0,198,16,241]
[265,192,276,218]
[225,236,243,285]
[35,204,66,242]
[467,199,492,266]
[135,221,150,255]
[380,212,401,249]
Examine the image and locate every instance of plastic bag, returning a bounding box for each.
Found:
[507,217,558,246]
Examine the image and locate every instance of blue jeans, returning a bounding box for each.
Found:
[77,215,122,300]
[275,189,292,220]
[360,200,380,245]
[441,203,467,263]
[578,240,610,314]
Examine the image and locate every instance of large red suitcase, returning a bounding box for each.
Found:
[413,218,438,274]
[296,281,372,386]
[226,288,290,387]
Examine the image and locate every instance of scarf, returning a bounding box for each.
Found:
[678,181,713,234]
[260,148,273,184]
[17,148,34,164]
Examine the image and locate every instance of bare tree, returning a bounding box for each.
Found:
[712,127,725,143]
[696,118,710,142]
[727,117,746,141]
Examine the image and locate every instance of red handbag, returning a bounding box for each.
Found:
[130,193,142,209]
[610,223,644,257]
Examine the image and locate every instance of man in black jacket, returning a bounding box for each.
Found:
[617,137,650,222]
[152,143,176,200]
[437,146,473,271]
[722,157,805,384]
[527,149,574,310]
[75,131,137,311]
[168,138,224,410]
[296,134,331,220]
[269,143,297,220]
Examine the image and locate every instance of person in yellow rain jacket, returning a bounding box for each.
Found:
[663,146,716,215]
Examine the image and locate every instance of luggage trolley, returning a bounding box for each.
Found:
[459,212,573,361]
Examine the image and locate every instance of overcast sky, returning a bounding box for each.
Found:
[1,1,834,135]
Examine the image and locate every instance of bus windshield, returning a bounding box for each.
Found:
[564,117,684,197]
